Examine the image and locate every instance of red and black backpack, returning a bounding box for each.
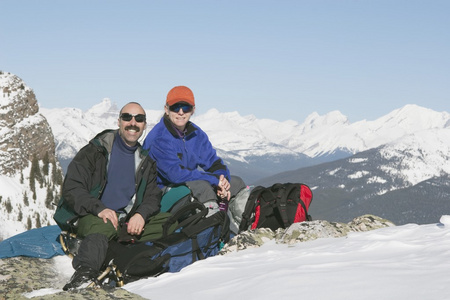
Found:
[239,183,313,232]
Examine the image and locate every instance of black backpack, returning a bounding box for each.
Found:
[104,202,231,285]
[239,183,313,232]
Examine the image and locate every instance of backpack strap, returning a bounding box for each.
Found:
[277,183,312,227]
[162,201,208,237]
[272,183,311,228]
[239,186,265,233]
[274,184,293,228]
[253,188,278,228]
[182,211,230,262]
[181,210,228,237]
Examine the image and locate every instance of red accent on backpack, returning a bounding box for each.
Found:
[294,185,313,223]
[251,204,261,230]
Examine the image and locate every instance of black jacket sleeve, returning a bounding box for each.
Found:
[62,143,108,216]
[133,155,162,221]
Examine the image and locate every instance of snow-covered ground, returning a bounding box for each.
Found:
[25,216,450,300]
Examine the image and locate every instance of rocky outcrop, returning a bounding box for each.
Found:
[0,256,146,300]
[0,71,57,176]
[0,71,63,239]
[219,214,395,254]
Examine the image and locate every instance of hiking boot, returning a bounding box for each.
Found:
[63,265,98,291]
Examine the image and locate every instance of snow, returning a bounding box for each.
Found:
[39,97,450,162]
[349,158,368,163]
[380,128,450,186]
[328,167,341,176]
[0,175,23,195]
[24,217,450,300]
[367,176,387,184]
[348,170,369,179]
[0,164,58,239]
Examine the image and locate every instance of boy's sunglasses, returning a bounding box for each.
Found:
[120,113,146,123]
[169,103,193,113]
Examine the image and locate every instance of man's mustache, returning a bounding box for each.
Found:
[125,126,140,132]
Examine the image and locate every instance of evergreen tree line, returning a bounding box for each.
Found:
[12,153,65,230]
[27,152,63,207]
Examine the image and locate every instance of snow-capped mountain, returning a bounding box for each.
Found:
[40,99,450,184]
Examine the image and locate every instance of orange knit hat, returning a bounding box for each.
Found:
[166,86,195,106]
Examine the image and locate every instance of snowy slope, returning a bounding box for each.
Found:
[379,127,450,186]
[0,166,57,238]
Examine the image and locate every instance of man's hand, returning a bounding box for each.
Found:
[98,208,119,230]
[217,175,231,201]
[127,213,145,235]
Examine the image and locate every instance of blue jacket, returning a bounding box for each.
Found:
[143,116,230,188]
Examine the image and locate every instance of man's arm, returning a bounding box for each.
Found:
[134,156,162,221]
[62,144,108,217]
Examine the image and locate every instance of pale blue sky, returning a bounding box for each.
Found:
[1,0,449,122]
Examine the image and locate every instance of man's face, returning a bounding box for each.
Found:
[118,103,146,147]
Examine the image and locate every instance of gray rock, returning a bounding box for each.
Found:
[219,214,395,254]
[0,257,146,300]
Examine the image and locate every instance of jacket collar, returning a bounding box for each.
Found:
[163,114,197,138]
[90,129,147,157]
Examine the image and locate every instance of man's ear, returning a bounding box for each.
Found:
[192,106,196,115]
[164,105,169,115]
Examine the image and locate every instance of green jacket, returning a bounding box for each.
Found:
[54,129,161,231]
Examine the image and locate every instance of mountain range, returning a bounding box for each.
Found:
[40,99,450,183]
[1,71,450,240]
[40,98,450,226]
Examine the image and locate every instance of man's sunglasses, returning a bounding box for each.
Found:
[169,103,193,113]
[120,113,146,123]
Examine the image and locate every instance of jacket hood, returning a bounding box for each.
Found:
[90,129,117,153]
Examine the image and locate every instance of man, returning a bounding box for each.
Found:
[142,86,246,221]
[56,102,171,290]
